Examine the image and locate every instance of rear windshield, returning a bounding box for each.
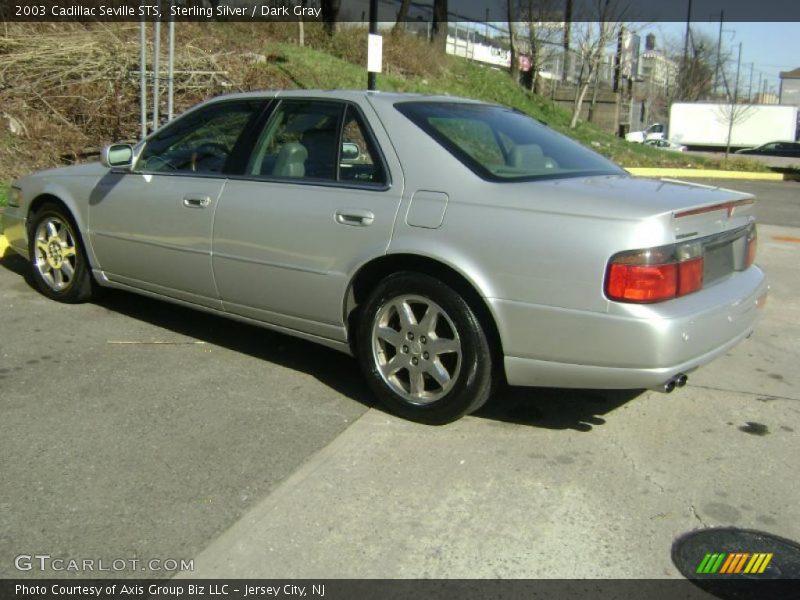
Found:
[395,101,624,182]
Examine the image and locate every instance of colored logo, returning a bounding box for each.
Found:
[696,552,773,575]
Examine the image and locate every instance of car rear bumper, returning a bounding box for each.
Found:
[491,266,768,389]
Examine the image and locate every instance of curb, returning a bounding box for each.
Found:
[625,168,785,181]
[0,233,9,258]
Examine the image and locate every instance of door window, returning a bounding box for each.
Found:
[246,100,387,186]
[138,100,262,174]
[247,100,343,181]
[339,105,386,185]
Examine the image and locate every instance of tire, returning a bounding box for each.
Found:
[28,203,95,303]
[357,272,493,425]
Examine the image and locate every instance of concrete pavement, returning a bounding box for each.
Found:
[179,224,800,579]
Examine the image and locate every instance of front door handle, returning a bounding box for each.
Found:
[183,195,211,209]
[335,209,375,227]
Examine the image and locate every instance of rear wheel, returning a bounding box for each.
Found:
[28,203,94,303]
[357,272,493,424]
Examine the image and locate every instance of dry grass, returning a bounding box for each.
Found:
[0,22,450,178]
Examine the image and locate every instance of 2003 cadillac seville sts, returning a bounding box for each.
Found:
[2,91,768,424]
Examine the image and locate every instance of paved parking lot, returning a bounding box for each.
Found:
[1,180,798,579]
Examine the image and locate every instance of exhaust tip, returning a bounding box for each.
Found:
[664,380,676,393]
[676,374,688,388]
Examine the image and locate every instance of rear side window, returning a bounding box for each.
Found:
[339,105,386,185]
[395,101,624,182]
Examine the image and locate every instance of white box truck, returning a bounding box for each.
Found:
[668,102,798,149]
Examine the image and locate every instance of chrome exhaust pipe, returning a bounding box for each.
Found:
[654,373,688,393]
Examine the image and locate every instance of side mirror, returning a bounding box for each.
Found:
[101,144,134,170]
[341,142,360,161]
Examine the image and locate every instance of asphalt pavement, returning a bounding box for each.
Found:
[1,180,798,580]
[687,178,800,228]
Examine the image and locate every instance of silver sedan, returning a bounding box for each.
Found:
[2,91,768,424]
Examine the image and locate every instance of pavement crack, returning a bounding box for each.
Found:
[608,436,666,494]
[689,504,708,528]
[688,383,800,403]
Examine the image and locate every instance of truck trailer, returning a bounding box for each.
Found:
[667,102,798,149]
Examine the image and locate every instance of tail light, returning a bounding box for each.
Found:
[745,226,757,268]
[606,225,757,304]
[606,241,704,303]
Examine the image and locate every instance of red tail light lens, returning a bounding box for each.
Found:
[607,263,678,302]
[606,243,704,303]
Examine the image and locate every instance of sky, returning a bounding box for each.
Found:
[634,22,799,96]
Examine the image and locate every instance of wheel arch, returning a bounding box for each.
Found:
[27,192,98,269]
[345,253,505,367]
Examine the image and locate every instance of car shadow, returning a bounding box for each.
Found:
[1,252,643,430]
[476,386,643,431]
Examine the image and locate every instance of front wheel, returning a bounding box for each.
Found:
[28,203,95,303]
[357,272,493,425]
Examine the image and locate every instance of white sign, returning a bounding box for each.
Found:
[367,33,383,73]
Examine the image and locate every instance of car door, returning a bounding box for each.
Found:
[89,99,265,308]
[212,98,403,342]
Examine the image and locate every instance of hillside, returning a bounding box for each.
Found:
[0,21,766,199]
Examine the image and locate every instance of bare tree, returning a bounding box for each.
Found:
[568,0,627,129]
[296,0,305,46]
[562,0,572,82]
[431,0,449,51]
[321,0,341,35]
[392,0,412,34]
[667,30,724,101]
[507,0,520,82]
[521,4,562,93]
[717,103,755,160]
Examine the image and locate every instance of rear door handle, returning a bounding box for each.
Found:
[335,209,375,227]
[183,195,211,209]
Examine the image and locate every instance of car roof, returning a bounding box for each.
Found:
[199,89,488,108]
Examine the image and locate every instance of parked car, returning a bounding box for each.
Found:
[625,123,666,143]
[2,91,768,424]
[644,139,687,152]
[735,141,800,158]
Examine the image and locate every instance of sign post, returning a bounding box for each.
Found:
[367,0,380,90]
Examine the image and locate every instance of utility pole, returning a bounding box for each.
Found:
[139,11,147,139]
[713,10,723,96]
[153,19,160,130]
[562,0,572,82]
[167,1,175,122]
[747,62,753,102]
[613,26,623,135]
[682,0,693,69]
[725,42,742,161]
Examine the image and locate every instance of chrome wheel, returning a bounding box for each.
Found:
[33,216,78,292]
[371,294,462,405]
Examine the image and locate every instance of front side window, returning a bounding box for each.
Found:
[396,102,624,182]
[246,100,387,186]
[138,100,262,174]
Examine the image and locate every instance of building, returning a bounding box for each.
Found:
[779,67,800,107]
